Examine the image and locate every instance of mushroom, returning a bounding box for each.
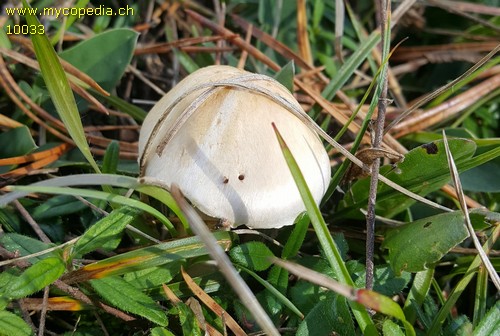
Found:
[138,65,330,229]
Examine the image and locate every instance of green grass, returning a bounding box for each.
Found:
[0,1,499,335]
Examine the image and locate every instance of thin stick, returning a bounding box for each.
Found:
[365,0,391,290]
[442,131,500,291]
[13,200,51,243]
[37,287,49,336]
[170,184,279,336]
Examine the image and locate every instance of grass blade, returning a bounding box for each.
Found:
[403,268,434,324]
[442,131,500,291]
[21,0,100,173]
[272,123,377,334]
[6,185,176,235]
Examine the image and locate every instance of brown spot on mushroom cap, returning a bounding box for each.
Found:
[421,142,438,155]
[238,174,245,181]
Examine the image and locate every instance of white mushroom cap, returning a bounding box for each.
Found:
[139,65,330,229]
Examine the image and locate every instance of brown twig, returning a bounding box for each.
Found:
[365,0,391,291]
[13,200,51,243]
[37,286,50,336]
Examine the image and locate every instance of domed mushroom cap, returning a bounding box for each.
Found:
[139,65,330,229]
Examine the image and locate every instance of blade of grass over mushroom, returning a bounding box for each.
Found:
[21,0,100,173]
[442,131,500,291]
[5,185,176,236]
[272,258,416,336]
[272,123,376,334]
[170,185,280,336]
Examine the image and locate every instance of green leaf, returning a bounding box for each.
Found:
[96,93,147,121]
[443,315,473,335]
[0,207,22,232]
[356,290,412,330]
[461,161,500,192]
[239,265,303,319]
[403,268,434,324]
[296,293,355,336]
[267,264,288,294]
[229,241,274,271]
[90,276,168,326]
[4,257,65,300]
[382,319,405,336]
[173,301,202,336]
[32,195,88,220]
[0,126,37,158]
[0,28,11,49]
[21,0,100,173]
[73,206,141,256]
[290,258,332,312]
[0,233,56,263]
[124,264,182,289]
[382,211,469,274]
[274,61,295,93]
[101,140,120,174]
[0,310,32,336]
[60,29,138,92]
[150,327,175,336]
[339,139,477,219]
[474,301,500,336]
[282,212,309,259]
[0,269,18,295]
[406,133,500,193]
[354,265,412,296]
